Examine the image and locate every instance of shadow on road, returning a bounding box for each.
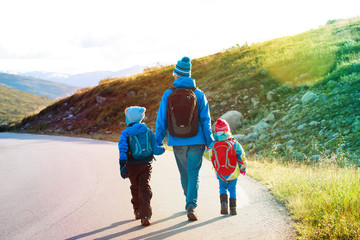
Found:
[129,216,227,240]
[93,212,228,240]
[65,220,133,240]
[66,212,185,240]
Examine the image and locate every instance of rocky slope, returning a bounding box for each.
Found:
[11,18,360,164]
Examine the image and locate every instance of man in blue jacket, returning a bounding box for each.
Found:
[155,56,214,221]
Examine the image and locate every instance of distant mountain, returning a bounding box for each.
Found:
[0,73,77,99]
[20,65,147,88]
[0,85,53,125]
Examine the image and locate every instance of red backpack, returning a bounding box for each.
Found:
[211,140,238,181]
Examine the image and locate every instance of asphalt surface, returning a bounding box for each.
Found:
[0,133,296,240]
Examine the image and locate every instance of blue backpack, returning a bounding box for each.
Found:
[128,128,154,160]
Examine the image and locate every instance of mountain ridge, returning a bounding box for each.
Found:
[0,73,77,99]
[4,64,158,88]
[0,85,53,126]
[10,17,360,161]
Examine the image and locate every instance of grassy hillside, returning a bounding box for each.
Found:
[9,17,360,239]
[0,73,78,99]
[0,85,53,126]
[13,17,360,160]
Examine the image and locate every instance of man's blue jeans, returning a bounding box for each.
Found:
[173,144,205,210]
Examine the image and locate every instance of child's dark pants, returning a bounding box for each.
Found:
[127,163,152,218]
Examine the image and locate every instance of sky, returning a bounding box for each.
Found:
[0,0,359,75]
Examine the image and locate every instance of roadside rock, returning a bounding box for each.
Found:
[281,133,293,139]
[309,121,320,126]
[251,98,260,108]
[270,102,278,107]
[220,101,227,106]
[289,104,301,113]
[233,134,247,144]
[326,80,337,88]
[252,121,270,133]
[286,140,295,146]
[96,96,106,104]
[219,110,243,131]
[267,91,275,101]
[246,132,259,143]
[301,91,318,104]
[126,91,135,98]
[259,134,267,140]
[273,143,282,149]
[264,113,275,123]
[297,123,307,130]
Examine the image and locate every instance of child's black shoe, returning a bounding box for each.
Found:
[230,198,237,215]
[134,211,141,220]
[141,216,151,226]
[220,194,228,215]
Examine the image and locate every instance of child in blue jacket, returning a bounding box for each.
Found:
[118,106,165,226]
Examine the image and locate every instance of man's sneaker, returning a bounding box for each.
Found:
[141,216,151,226]
[187,206,198,221]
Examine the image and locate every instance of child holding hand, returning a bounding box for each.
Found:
[206,118,247,215]
[118,106,165,226]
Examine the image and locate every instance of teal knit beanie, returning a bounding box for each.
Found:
[173,56,191,77]
[125,106,146,124]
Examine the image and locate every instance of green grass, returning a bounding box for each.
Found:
[249,158,360,239]
[0,86,53,125]
[8,17,360,239]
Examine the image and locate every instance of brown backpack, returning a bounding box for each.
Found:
[166,87,199,138]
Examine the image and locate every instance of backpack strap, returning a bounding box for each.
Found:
[213,143,222,171]
[145,128,153,154]
[224,140,236,168]
[170,87,196,91]
[133,135,140,153]
[218,173,227,181]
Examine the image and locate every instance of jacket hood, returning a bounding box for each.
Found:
[214,131,231,141]
[173,77,196,88]
[126,123,148,136]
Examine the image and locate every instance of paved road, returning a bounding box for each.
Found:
[0,133,296,240]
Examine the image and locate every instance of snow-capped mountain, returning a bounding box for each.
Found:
[19,65,147,88]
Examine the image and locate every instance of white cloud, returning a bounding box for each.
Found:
[0,0,359,74]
